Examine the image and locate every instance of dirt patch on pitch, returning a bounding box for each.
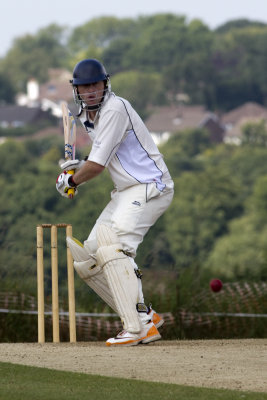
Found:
[0,339,266,392]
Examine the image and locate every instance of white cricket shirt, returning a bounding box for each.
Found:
[79,92,173,191]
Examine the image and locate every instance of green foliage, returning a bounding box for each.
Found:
[205,172,267,280]
[2,124,267,301]
[111,70,166,118]
[0,73,16,104]
[102,37,136,74]
[68,17,136,53]
[211,25,267,109]
[0,24,69,91]
[160,128,213,176]
[0,119,58,138]
[2,13,267,340]
[1,14,267,110]
[1,124,267,340]
[249,175,267,226]
[0,314,37,342]
[165,168,242,269]
[0,140,29,174]
[159,125,267,283]
[216,18,267,33]
[205,216,267,280]
[242,120,267,146]
[162,18,215,105]
[125,14,189,71]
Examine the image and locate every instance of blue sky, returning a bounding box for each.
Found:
[2,0,267,56]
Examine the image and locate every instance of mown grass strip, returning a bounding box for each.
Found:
[0,361,265,400]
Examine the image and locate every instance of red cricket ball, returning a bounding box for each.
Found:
[210,278,223,292]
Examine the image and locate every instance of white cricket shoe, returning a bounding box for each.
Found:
[136,303,164,329]
[106,321,161,347]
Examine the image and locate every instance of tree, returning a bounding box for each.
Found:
[246,175,267,227]
[102,37,136,74]
[205,215,267,280]
[165,167,242,270]
[215,18,267,34]
[0,24,69,91]
[111,70,166,118]
[212,25,267,109]
[123,14,191,75]
[160,128,212,176]
[0,73,16,104]
[163,19,215,106]
[68,17,137,55]
[242,120,267,146]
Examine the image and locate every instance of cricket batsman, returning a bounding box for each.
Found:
[56,59,174,346]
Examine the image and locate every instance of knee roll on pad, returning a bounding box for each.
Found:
[67,236,95,262]
[67,236,118,313]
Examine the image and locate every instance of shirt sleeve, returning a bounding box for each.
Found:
[88,108,130,167]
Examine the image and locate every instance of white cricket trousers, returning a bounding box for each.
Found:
[84,181,174,304]
[85,181,174,258]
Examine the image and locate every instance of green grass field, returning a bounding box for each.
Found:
[0,362,266,400]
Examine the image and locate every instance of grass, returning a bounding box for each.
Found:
[0,362,266,400]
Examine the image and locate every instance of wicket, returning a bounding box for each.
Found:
[36,223,76,343]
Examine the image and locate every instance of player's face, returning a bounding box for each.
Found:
[78,81,105,107]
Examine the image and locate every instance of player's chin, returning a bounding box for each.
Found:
[85,101,101,108]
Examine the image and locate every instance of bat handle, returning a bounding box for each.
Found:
[67,169,75,199]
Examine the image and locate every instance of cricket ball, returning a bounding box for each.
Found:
[210,278,223,292]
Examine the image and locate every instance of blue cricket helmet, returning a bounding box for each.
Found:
[70,59,109,85]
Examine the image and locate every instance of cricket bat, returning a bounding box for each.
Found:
[61,101,77,199]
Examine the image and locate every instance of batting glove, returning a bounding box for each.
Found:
[56,171,78,198]
[60,157,88,171]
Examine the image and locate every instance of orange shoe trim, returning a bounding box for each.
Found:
[153,314,161,325]
[146,325,159,337]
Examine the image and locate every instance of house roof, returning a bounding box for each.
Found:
[39,68,73,102]
[145,104,225,143]
[145,105,213,133]
[222,102,267,142]
[0,105,52,125]
[17,125,91,149]
[222,102,267,125]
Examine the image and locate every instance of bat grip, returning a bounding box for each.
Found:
[67,169,75,199]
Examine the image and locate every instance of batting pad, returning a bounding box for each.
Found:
[96,224,141,333]
[66,236,93,262]
[67,236,117,313]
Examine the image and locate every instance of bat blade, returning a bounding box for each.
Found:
[61,101,77,199]
[61,101,76,160]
